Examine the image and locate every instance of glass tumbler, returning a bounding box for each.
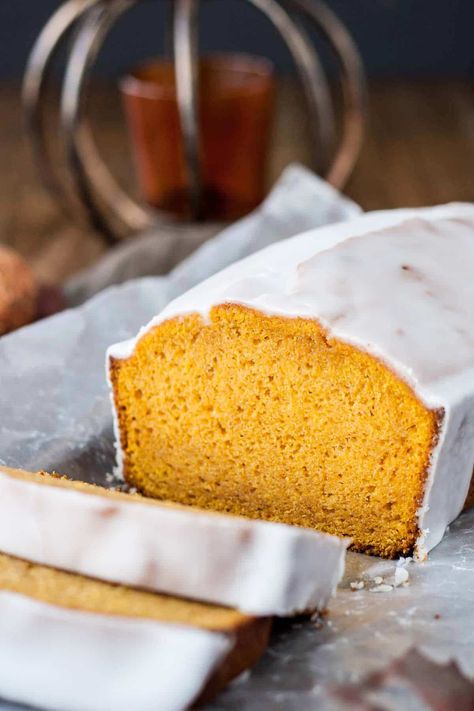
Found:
[121,54,275,220]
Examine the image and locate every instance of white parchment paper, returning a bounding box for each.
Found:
[0,165,472,711]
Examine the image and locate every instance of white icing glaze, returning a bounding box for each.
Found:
[0,468,347,616]
[106,361,125,481]
[108,203,474,559]
[0,589,230,711]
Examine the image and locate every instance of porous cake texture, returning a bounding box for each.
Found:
[0,466,347,615]
[109,204,474,559]
[0,553,270,711]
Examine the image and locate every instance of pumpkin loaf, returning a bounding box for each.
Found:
[0,552,270,711]
[109,203,474,559]
[0,466,347,615]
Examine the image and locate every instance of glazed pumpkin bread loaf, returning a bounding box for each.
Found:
[108,203,474,559]
[0,466,347,615]
[0,552,270,711]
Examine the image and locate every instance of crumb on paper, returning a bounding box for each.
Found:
[394,566,409,587]
[231,669,251,687]
[369,583,393,593]
[350,580,365,591]
[107,481,138,495]
[310,611,325,629]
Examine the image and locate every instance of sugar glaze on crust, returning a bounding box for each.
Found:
[0,589,230,711]
[109,203,474,558]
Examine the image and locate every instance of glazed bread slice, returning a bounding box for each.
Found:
[108,203,474,559]
[0,466,347,615]
[0,552,270,711]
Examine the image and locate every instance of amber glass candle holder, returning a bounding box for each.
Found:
[121,54,275,221]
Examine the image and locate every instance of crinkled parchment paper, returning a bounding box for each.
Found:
[1,165,473,711]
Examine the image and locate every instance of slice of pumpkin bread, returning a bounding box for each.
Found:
[0,466,347,616]
[0,552,270,711]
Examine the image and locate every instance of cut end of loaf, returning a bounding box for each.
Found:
[110,304,440,558]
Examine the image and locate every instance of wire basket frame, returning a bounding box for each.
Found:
[23,0,366,243]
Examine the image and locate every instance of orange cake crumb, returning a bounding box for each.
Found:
[110,304,439,558]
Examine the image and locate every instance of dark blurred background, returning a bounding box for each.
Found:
[1,0,473,78]
[0,0,473,287]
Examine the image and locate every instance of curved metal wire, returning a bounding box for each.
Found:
[22,0,100,216]
[61,0,153,241]
[25,0,367,242]
[173,0,203,219]
[283,0,367,188]
[61,0,342,238]
[248,0,335,175]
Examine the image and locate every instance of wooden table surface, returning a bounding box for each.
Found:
[1,79,473,285]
